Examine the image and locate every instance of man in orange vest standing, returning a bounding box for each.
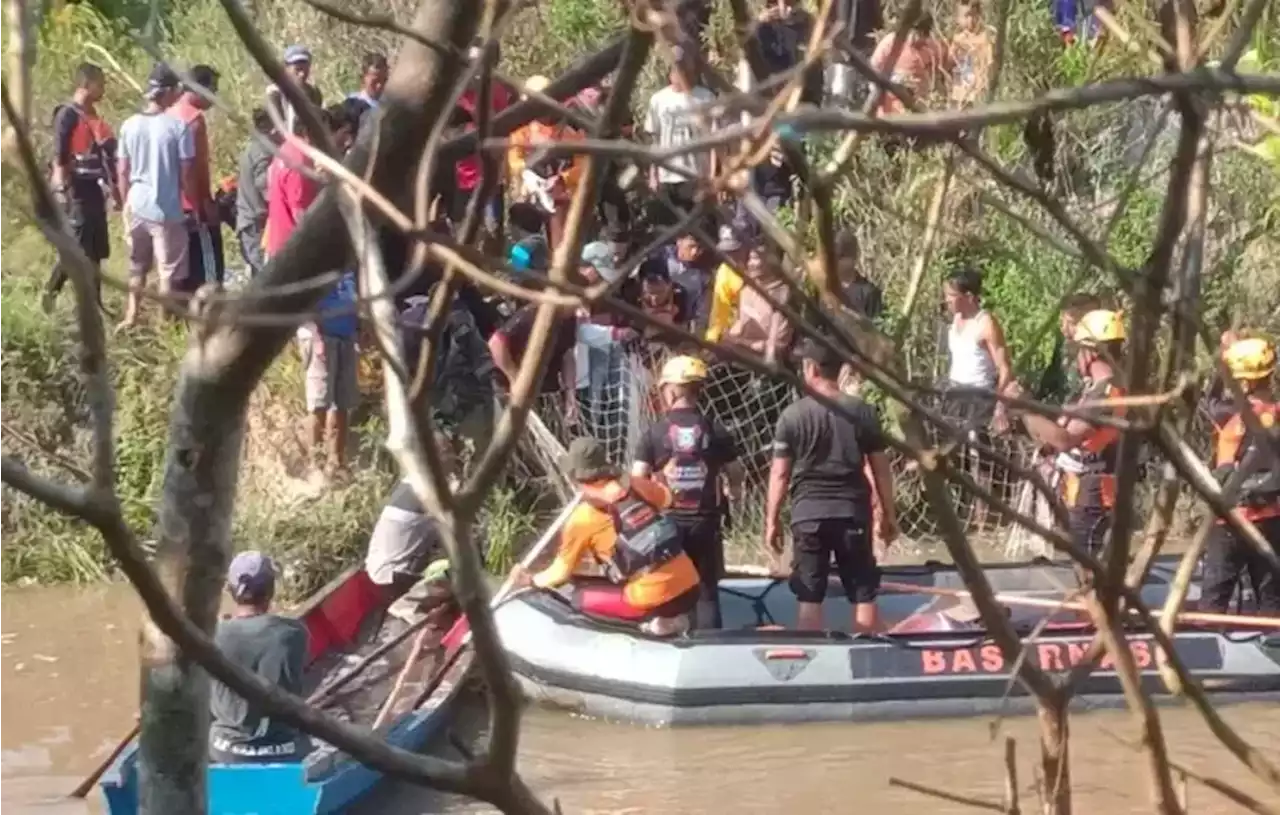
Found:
[1007,310,1127,554]
[45,62,118,312]
[1204,337,1280,614]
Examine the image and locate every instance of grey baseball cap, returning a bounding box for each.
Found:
[283,44,313,65]
[226,550,277,603]
[581,241,621,283]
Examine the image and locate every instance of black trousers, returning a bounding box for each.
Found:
[1201,516,1280,614]
[675,514,725,628]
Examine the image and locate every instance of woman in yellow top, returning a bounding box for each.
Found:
[514,437,701,636]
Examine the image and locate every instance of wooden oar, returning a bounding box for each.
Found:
[371,493,583,729]
[71,721,139,798]
[70,609,435,799]
[879,580,1280,631]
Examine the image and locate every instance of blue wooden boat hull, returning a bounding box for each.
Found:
[98,565,473,814]
[99,676,466,815]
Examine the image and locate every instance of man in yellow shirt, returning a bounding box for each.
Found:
[705,220,750,342]
[514,437,701,636]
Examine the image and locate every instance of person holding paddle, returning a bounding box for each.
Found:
[210,552,311,764]
[512,437,701,636]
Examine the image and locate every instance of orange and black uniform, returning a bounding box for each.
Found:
[635,407,740,624]
[1203,397,1280,613]
[1057,376,1126,553]
[532,476,700,619]
[48,102,116,294]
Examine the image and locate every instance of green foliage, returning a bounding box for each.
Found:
[480,487,543,575]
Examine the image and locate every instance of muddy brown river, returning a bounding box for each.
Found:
[4,583,1278,814]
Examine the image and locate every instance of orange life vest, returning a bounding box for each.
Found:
[1058,379,1126,509]
[55,103,114,182]
[1212,397,1280,523]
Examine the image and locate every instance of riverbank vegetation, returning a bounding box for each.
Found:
[5,0,1277,593]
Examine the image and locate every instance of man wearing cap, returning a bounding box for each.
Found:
[210,551,310,764]
[267,45,324,136]
[705,220,750,343]
[117,64,195,328]
[767,338,899,633]
[575,241,637,456]
[514,438,701,636]
[633,356,744,627]
[170,64,225,289]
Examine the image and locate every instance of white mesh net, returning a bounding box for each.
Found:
[517,338,1213,564]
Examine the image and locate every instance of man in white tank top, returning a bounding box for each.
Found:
[943,268,1013,433]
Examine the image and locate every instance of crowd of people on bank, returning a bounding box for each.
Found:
[40,0,1278,767]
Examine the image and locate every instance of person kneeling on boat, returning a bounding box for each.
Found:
[1201,336,1280,614]
[513,437,702,636]
[633,355,745,629]
[210,551,312,764]
[1006,309,1126,555]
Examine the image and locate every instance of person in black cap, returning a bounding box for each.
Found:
[209,551,310,764]
[765,337,899,633]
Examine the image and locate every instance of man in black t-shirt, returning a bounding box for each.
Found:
[488,303,579,423]
[633,355,744,628]
[766,338,899,633]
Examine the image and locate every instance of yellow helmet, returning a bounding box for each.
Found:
[1073,310,1125,346]
[659,355,709,386]
[1223,337,1277,381]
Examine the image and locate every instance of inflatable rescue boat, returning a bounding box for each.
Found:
[493,558,1280,726]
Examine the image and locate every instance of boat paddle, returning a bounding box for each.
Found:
[372,492,583,729]
[878,580,1280,630]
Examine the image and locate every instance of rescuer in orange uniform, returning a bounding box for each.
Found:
[1007,310,1127,554]
[1202,337,1280,614]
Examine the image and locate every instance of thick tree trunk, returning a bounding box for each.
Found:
[135,0,482,810]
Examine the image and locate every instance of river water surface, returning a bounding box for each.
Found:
[4,583,1278,814]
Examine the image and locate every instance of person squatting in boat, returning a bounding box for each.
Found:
[1203,336,1280,614]
[632,355,746,629]
[765,338,900,634]
[1006,309,1127,555]
[512,436,703,636]
[209,551,312,764]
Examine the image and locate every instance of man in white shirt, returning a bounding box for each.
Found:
[644,58,716,227]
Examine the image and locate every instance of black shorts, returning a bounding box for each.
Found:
[67,192,110,262]
[790,518,879,604]
[178,219,226,292]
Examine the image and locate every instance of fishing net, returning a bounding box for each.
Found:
[515,337,1213,565]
